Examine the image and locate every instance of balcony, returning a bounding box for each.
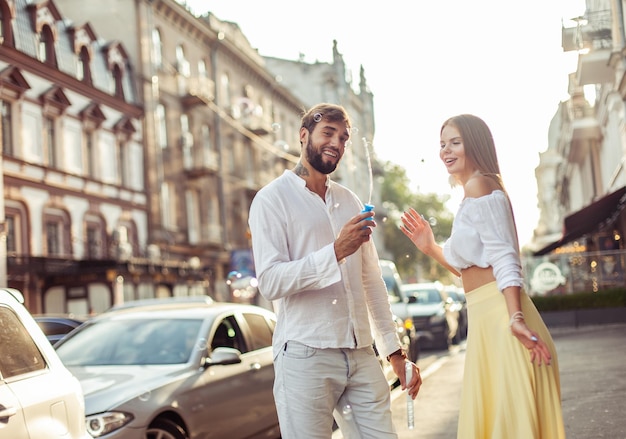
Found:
[577,49,613,85]
[183,146,220,177]
[562,9,613,85]
[182,77,215,107]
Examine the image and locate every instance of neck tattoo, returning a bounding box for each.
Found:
[294,163,310,177]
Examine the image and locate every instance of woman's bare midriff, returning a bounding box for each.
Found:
[461,266,496,294]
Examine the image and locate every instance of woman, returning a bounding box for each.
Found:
[400,114,565,438]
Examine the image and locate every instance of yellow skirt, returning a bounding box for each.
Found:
[458,282,565,439]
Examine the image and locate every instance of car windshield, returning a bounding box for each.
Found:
[56,318,204,366]
[407,289,441,304]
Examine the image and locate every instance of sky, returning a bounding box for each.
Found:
[183,0,586,247]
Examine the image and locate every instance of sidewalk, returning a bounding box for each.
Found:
[333,323,626,438]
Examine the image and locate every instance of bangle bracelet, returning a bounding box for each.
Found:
[509,311,524,327]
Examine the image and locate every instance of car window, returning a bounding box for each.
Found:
[211,316,246,353]
[57,318,203,365]
[36,320,76,336]
[0,307,47,379]
[243,312,273,351]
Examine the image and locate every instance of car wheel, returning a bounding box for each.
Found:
[147,419,187,439]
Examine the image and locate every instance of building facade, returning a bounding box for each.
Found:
[527,0,626,295]
[0,0,145,314]
[3,0,383,313]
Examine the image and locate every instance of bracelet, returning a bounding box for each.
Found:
[509,311,524,327]
[386,349,407,362]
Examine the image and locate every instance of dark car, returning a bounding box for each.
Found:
[33,315,85,346]
[402,282,461,350]
[379,259,420,362]
[54,296,280,439]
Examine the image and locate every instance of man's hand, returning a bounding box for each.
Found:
[334,211,376,261]
[392,357,421,400]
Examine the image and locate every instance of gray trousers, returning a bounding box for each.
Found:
[273,341,397,439]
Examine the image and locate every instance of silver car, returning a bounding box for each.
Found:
[0,288,89,439]
[55,297,280,439]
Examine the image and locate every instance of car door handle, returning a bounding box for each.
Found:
[0,405,18,422]
[249,362,261,371]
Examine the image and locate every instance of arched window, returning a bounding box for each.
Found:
[112,64,124,99]
[151,28,162,68]
[38,24,57,66]
[0,1,15,47]
[105,42,129,102]
[77,46,92,84]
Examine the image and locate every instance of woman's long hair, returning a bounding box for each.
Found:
[442,114,520,251]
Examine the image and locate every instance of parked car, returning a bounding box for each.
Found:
[379,259,420,362]
[33,314,86,345]
[0,288,89,439]
[402,282,461,349]
[444,285,468,339]
[54,296,281,439]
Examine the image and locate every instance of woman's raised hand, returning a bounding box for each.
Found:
[400,208,435,253]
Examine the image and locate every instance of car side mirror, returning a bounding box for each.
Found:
[406,296,417,304]
[206,347,242,367]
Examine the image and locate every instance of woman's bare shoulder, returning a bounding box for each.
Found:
[464,174,500,198]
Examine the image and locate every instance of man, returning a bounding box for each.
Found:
[248,103,421,438]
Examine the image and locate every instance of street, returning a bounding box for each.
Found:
[333,323,626,439]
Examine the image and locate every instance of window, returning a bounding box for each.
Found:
[5,215,15,253]
[155,103,167,149]
[0,2,14,47]
[0,308,46,378]
[201,124,216,167]
[186,189,200,244]
[85,225,98,258]
[244,313,274,351]
[118,140,128,187]
[176,44,190,94]
[112,64,124,100]
[43,208,70,257]
[220,73,231,108]
[84,131,95,177]
[5,204,26,256]
[151,28,162,69]
[38,24,56,66]
[105,43,127,101]
[1,99,12,155]
[181,114,193,169]
[77,46,91,84]
[198,60,207,78]
[175,45,190,77]
[45,221,61,256]
[44,116,57,167]
[160,183,174,229]
[211,316,246,353]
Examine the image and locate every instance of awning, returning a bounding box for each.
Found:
[534,186,626,256]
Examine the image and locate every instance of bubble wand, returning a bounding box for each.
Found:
[361,137,374,217]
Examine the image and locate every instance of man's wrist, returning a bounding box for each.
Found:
[386,348,407,362]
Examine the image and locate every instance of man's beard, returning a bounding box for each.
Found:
[305,138,339,174]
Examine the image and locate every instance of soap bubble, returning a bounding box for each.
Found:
[341,404,353,421]
[271,122,281,132]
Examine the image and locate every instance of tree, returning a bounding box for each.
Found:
[378,161,456,284]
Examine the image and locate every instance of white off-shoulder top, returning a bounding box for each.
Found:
[443,190,524,291]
